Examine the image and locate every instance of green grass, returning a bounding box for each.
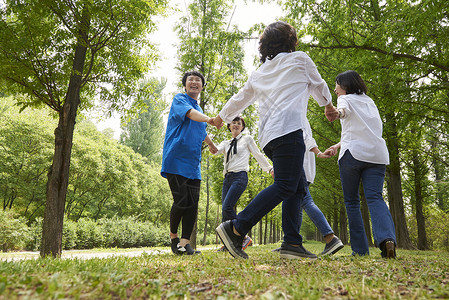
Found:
[0,241,448,299]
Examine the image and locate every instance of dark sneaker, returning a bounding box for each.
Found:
[178,244,201,255]
[381,240,396,259]
[320,237,344,256]
[171,237,180,255]
[242,235,252,250]
[279,243,317,260]
[216,220,248,259]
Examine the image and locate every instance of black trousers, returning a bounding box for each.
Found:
[166,173,201,240]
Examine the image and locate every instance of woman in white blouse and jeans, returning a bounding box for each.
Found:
[327,70,396,258]
[213,21,338,259]
[215,116,273,250]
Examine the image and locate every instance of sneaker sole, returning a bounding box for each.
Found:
[216,224,247,259]
[321,241,344,256]
[279,250,317,260]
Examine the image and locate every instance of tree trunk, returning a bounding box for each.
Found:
[40,8,90,258]
[384,114,414,249]
[202,158,210,246]
[339,205,348,245]
[360,185,374,247]
[412,152,428,250]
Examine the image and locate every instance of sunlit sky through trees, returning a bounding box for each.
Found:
[92,0,283,139]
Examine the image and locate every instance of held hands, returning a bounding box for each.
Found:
[205,115,223,129]
[323,144,340,157]
[325,105,339,122]
[211,115,224,129]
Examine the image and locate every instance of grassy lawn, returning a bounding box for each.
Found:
[0,241,448,299]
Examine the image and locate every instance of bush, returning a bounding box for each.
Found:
[62,219,77,250]
[20,215,170,251]
[26,217,42,251]
[0,210,31,252]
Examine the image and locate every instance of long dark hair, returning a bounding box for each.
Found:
[259,21,297,63]
[335,70,367,95]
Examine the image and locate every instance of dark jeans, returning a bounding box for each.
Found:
[222,171,248,222]
[233,129,306,245]
[166,173,201,240]
[339,150,396,255]
[298,182,333,237]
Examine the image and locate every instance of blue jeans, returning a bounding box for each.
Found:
[222,171,248,222]
[298,183,333,237]
[233,129,306,245]
[339,150,396,255]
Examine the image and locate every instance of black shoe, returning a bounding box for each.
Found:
[380,239,396,259]
[171,237,180,255]
[216,220,248,259]
[178,244,201,255]
[320,237,344,256]
[279,243,317,259]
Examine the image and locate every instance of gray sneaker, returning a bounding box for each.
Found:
[320,237,344,256]
[216,220,248,259]
[279,243,317,260]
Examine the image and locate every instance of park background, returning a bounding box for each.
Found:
[0,0,448,257]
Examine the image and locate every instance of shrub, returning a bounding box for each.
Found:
[0,210,30,252]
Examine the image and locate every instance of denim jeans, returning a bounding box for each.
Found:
[298,182,333,237]
[222,171,248,222]
[339,150,396,255]
[233,129,306,245]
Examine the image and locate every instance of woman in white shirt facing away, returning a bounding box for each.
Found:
[213,21,338,259]
[215,116,273,251]
[327,70,396,259]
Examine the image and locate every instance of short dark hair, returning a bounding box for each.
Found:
[182,71,205,87]
[259,21,298,63]
[335,70,367,95]
[227,116,246,132]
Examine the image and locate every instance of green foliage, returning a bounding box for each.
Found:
[0,97,173,224]
[120,78,167,163]
[0,210,30,252]
[0,97,55,221]
[25,216,169,251]
[0,0,169,113]
[408,207,449,251]
[1,244,449,298]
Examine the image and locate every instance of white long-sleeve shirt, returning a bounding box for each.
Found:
[303,121,318,184]
[215,133,272,175]
[219,51,332,149]
[337,93,389,165]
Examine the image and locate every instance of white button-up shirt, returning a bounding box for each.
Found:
[337,93,389,165]
[219,51,332,149]
[215,133,272,175]
[303,120,318,184]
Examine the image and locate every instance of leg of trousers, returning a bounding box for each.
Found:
[221,171,248,222]
[233,130,306,245]
[339,150,396,255]
[166,173,201,240]
[298,182,334,237]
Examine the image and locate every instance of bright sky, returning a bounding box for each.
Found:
[94,0,283,139]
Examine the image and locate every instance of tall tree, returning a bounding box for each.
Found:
[0,0,167,257]
[120,78,167,163]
